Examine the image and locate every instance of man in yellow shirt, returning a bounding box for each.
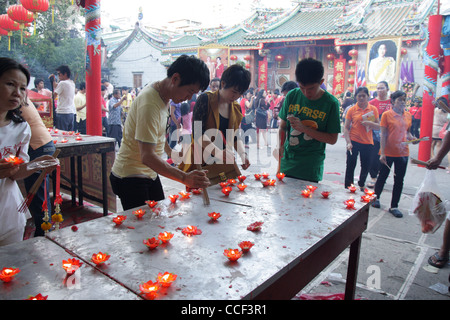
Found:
[74,82,86,134]
[110,55,211,210]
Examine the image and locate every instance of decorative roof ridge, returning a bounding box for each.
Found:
[261,4,302,33]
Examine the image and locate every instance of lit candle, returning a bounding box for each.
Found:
[219,181,229,188]
[261,172,269,179]
[208,212,221,221]
[139,280,160,300]
[364,188,375,197]
[4,155,24,165]
[143,237,160,250]
[60,138,68,143]
[254,173,262,180]
[145,200,158,208]
[112,215,127,226]
[0,267,20,283]
[132,208,146,219]
[301,189,311,198]
[361,195,371,203]
[91,252,110,265]
[262,179,276,187]
[276,172,285,181]
[306,185,318,192]
[238,241,254,253]
[158,232,174,243]
[75,136,82,141]
[223,249,242,262]
[222,186,232,196]
[178,191,191,199]
[157,272,177,287]
[348,184,357,193]
[25,293,48,300]
[321,191,331,199]
[182,225,202,236]
[169,195,179,204]
[62,258,82,275]
[227,179,236,186]
[237,183,247,191]
[344,199,356,209]
[237,175,246,182]
[191,188,202,195]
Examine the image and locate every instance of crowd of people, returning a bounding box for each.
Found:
[1,55,449,271]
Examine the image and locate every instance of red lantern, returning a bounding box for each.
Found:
[347,78,355,84]
[348,69,355,75]
[0,14,20,51]
[20,0,49,34]
[349,49,358,58]
[348,59,356,66]
[243,55,251,61]
[245,63,250,69]
[401,48,407,55]
[275,54,285,62]
[0,27,8,38]
[230,55,237,61]
[326,53,335,61]
[348,86,354,92]
[7,5,34,44]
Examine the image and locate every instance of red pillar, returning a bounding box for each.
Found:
[85,0,102,136]
[419,15,442,162]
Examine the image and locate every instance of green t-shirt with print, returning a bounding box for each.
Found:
[278,88,341,182]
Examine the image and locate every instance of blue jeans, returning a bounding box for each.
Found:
[24,141,56,237]
[374,156,408,209]
[56,113,74,131]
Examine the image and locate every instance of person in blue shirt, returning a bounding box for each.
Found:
[108,89,125,148]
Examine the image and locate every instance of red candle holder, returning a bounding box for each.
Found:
[247,221,263,231]
[227,178,237,186]
[139,280,160,300]
[254,173,262,180]
[0,267,20,282]
[224,249,242,262]
[179,191,191,199]
[261,172,269,179]
[361,195,371,203]
[182,225,202,236]
[3,155,24,165]
[219,181,229,188]
[191,188,202,195]
[158,232,174,243]
[344,199,356,209]
[75,137,83,141]
[321,191,331,198]
[262,179,276,187]
[222,186,232,196]
[60,139,68,143]
[157,272,177,287]
[364,188,375,197]
[208,212,221,221]
[348,185,357,193]
[62,258,82,275]
[143,237,161,250]
[301,189,312,198]
[145,200,158,208]
[276,172,285,181]
[238,241,254,253]
[306,185,318,192]
[112,215,127,226]
[237,183,247,191]
[132,208,146,219]
[237,175,246,182]
[25,293,48,300]
[91,252,110,265]
[169,194,179,204]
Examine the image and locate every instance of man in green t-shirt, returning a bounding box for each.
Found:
[277,58,341,182]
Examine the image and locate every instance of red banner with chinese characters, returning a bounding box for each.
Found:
[333,59,346,96]
[258,57,268,90]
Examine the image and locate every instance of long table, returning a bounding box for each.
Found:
[53,134,116,216]
[1,176,369,300]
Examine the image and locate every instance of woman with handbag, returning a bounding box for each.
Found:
[255,89,270,149]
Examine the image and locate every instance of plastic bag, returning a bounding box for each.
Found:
[409,170,448,233]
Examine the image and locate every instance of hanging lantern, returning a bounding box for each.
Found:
[349,49,358,58]
[348,69,356,75]
[230,55,237,61]
[21,0,50,34]
[0,27,8,40]
[0,14,20,51]
[326,53,335,61]
[245,63,250,69]
[347,78,355,85]
[401,48,407,55]
[243,55,251,61]
[348,59,357,67]
[275,54,285,62]
[7,5,34,45]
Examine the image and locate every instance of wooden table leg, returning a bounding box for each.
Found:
[345,235,362,300]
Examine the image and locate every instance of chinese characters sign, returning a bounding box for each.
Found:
[258,57,268,90]
[333,59,346,95]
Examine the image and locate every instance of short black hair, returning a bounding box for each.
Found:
[281,81,298,93]
[220,64,251,94]
[377,81,389,90]
[355,87,369,97]
[79,82,86,90]
[390,90,406,104]
[56,65,71,78]
[34,78,44,88]
[295,58,324,85]
[167,55,209,91]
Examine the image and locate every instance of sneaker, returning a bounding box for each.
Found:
[389,208,403,218]
[371,199,380,208]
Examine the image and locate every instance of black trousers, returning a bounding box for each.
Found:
[109,173,165,211]
[374,156,408,209]
[345,140,373,189]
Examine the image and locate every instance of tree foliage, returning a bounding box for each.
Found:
[0,1,86,87]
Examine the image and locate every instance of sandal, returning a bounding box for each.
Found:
[428,252,449,269]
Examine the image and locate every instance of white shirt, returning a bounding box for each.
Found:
[55,79,76,114]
